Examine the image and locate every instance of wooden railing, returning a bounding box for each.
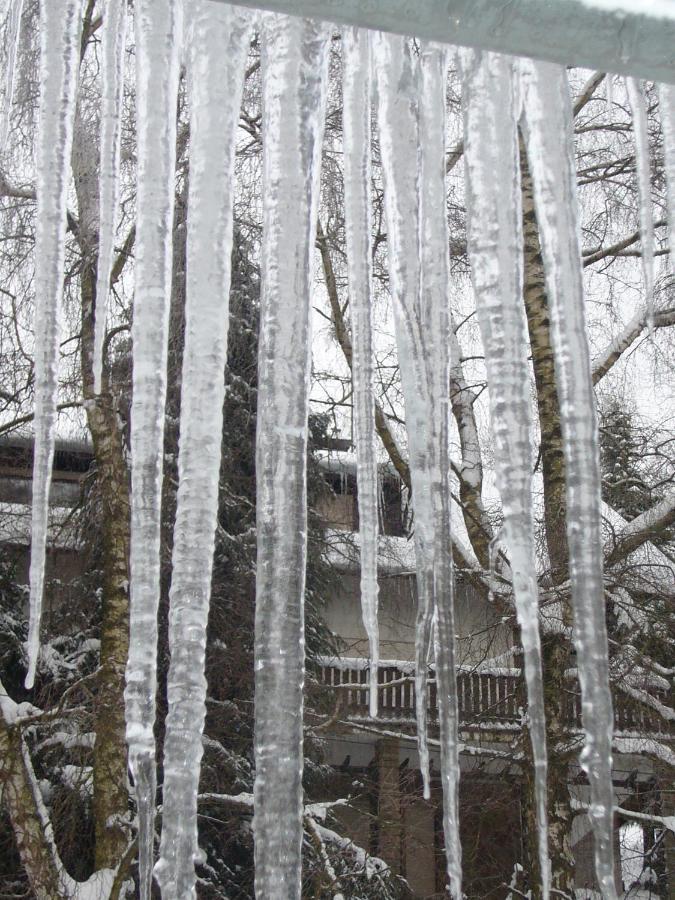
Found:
[317,659,673,736]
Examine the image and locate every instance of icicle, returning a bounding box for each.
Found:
[460,49,550,900]
[342,27,379,719]
[374,34,462,898]
[154,5,253,898]
[419,43,462,900]
[626,78,655,332]
[93,0,127,394]
[124,1,183,898]
[0,0,23,151]
[519,58,617,900]
[254,14,330,899]
[372,30,430,798]
[658,83,675,275]
[25,0,82,691]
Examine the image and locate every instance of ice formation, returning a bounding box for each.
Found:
[123,0,183,897]
[519,58,617,898]
[253,14,330,899]
[23,2,669,897]
[625,78,655,330]
[461,49,550,898]
[658,84,675,270]
[154,5,253,898]
[374,33,462,897]
[341,26,380,718]
[26,0,81,690]
[0,0,23,151]
[93,0,127,394]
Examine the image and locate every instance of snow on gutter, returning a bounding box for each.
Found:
[228,0,675,85]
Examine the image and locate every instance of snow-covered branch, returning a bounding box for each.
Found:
[592,302,675,385]
[605,490,675,567]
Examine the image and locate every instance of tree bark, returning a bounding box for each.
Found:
[0,705,68,899]
[521,146,569,586]
[520,142,577,897]
[73,103,132,872]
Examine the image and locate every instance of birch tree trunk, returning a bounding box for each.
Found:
[520,145,576,897]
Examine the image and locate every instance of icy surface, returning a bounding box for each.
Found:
[519,58,617,899]
[154,4,252,899]
[341,27,379,718]
[658,83,675,273]
[0,0,23,150]
[123,1,183,897]
[374,33,461,898]
[25,0,82,691]
[461,49,550,899]
[93,0,127,394]
[254,14,329,898]
[625,79,654,330]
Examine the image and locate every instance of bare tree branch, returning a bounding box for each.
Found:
[592,304,675,384]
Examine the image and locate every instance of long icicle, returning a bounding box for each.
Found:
[0,0,24,151]
[519,58,617,900]
[93,0,127,394]
[124,1,183,897]
[461,49,550,900]
[625,78,655,332]
[154,4,253,897]
[374,33,462,896]
[25,0,82,691]
[254,15,330,898]
[342,26,380,719]
[658,83,675,274]
[419,43,462,900]
[373,30,432,801]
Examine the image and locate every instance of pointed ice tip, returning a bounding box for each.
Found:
[24,663,35,691]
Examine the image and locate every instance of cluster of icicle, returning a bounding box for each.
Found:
[18,0,675,895]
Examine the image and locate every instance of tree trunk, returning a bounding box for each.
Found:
[0,708,68,899]
[80,259,132,871]
[73,103,132,871]
[521,146,569,586]
[520,142,577,897]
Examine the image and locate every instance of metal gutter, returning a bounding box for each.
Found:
[227,0,675,84]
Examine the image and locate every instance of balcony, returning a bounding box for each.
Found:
[317,658,674,738]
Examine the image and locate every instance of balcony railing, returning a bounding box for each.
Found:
[317,658,673,737]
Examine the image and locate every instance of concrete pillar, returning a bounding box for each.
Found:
[377,737,402,873]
